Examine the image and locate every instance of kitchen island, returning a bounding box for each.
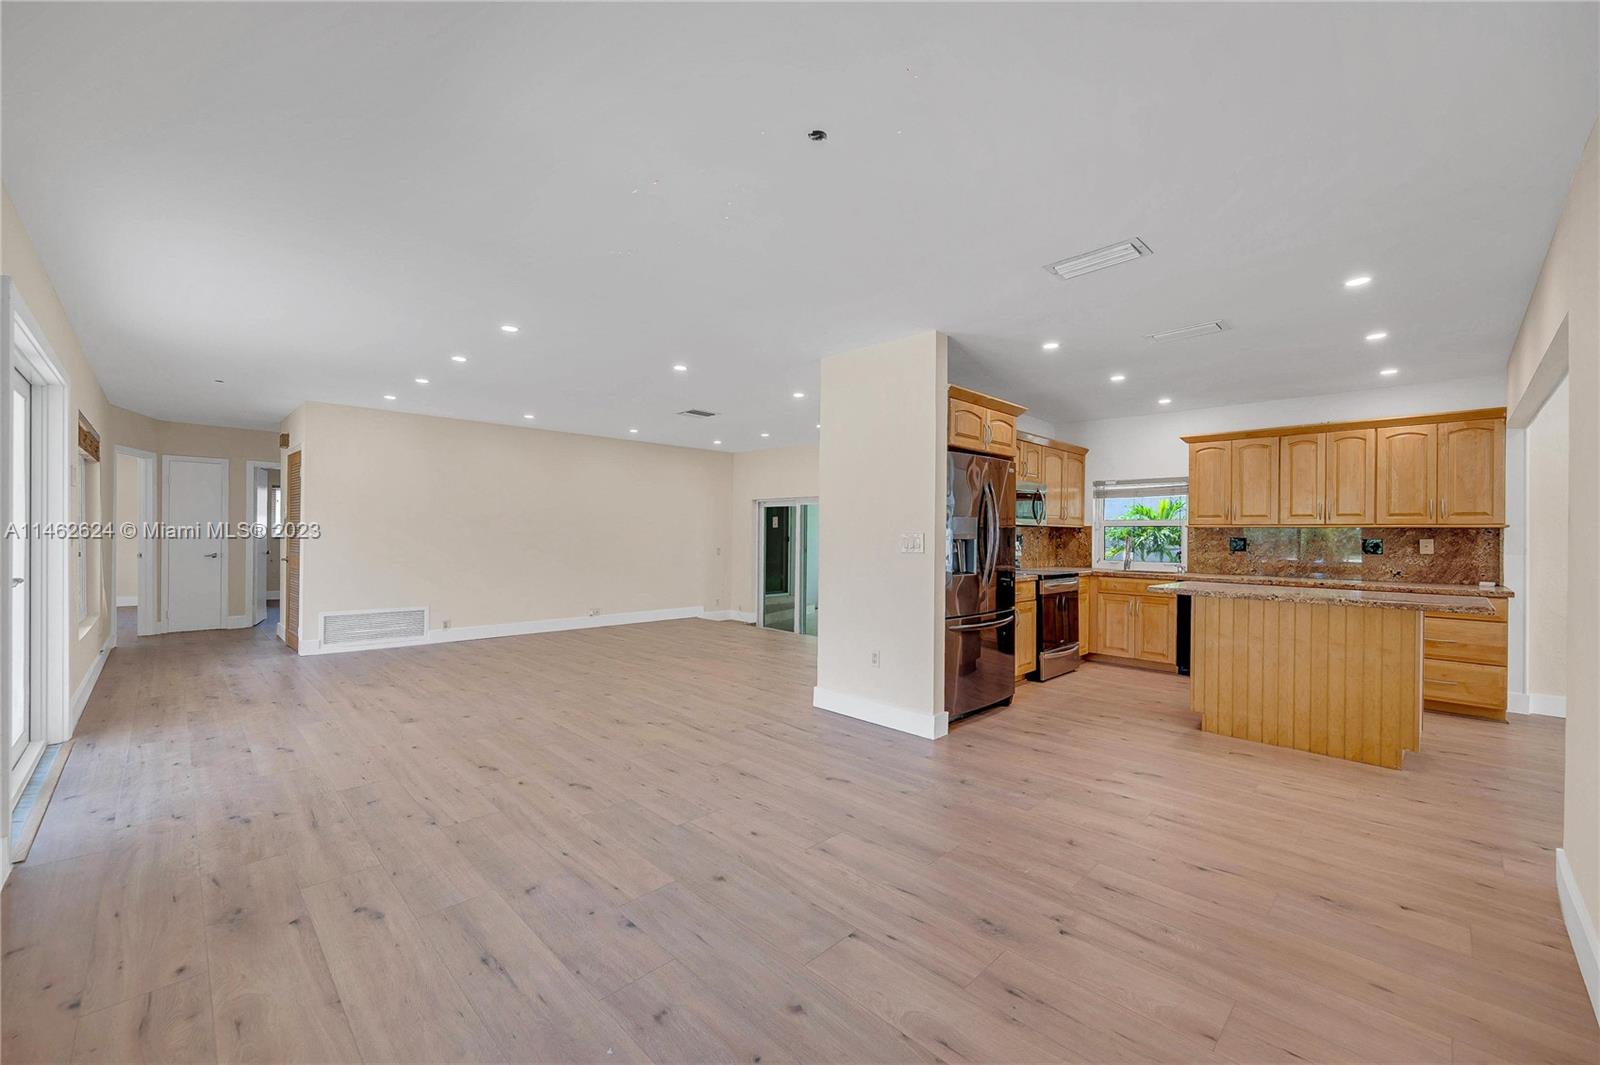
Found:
[1153,581,1497,769]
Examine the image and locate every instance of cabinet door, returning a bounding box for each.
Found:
[1375,424,1437,524]
[1278,433,1325,525]
[1096,593,1137,656]
[1061,450,1086,526]
[1437,419,1504,525]
[1017,441,1043,483]
[1014,598,1037,679]
[1135,595,1176,665]
[1042,449,1066,528]
[985,410,1018,457]
[1325,429,1376,525]
[1231,438,1279,525]
[949,399,988,452]
[1188,442,1232,526]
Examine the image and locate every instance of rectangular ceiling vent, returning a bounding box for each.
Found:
[321,608,428,647]
[677,409,719,418]
[1043,238,1153,281]
[1146,320,1228,343]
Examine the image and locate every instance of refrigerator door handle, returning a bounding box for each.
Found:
[949,614,1013,633]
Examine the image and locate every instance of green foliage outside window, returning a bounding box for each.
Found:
[1103,497,1187,564]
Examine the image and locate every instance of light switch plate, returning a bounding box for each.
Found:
[1419,538,1435,555]
[900,532,926,554]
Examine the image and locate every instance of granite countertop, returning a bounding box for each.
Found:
[1015,568,1511,597]
[1151,580,1499,616]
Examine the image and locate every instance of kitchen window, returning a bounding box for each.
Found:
[1094,477,1188,571]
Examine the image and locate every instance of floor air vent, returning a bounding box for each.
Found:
[321,608,428,647]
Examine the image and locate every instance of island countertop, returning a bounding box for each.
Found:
[1150,580,1499,617]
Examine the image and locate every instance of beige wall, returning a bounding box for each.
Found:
[285,402,735,648]
[1526,376,1570,700]
[267,467,281,595]
[114,452,140,600]
[1505,122,1599,954]
[814,332,947,738]
[727,445,819,618]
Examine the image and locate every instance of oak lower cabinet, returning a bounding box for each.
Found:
[1093,592,1138,657]
[1014,580,1037,681]
[1421,599,1508,719]
[1135,594,1176,665]
[1087,577,1178,667]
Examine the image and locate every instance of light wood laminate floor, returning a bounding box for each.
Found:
[3,609,1596,1063]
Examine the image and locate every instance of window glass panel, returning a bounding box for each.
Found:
[1102,495,1188,523]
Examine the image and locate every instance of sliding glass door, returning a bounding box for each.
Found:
[759,501,818,636]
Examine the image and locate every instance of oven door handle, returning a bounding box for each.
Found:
[948,615,1012,633]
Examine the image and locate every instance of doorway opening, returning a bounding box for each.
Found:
[758,499,818,636]
[112,447,158,637]
[245,460,282,628]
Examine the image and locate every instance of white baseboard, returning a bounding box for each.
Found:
[701,609,756,623]
[812,685,948,739]
[69,632,115,734]
[1509,691,1568,717]
[298,605,719,655]
[115,595,138,608]
[1556,847,1600,1023]
[266,593,280,602]
[223,614,253,630]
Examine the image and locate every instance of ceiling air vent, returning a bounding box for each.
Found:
[321,608,428,647]
[1043,238,1152,281]
[677,409,719,419]
[1146,320,1228,342]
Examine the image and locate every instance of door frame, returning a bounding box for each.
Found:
[752,496,818,633]
[244,459,280,627]
[160,454,229,632]
[111,445,159,636]
[1,279,73,831]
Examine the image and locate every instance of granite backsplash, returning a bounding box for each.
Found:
[1188,527,1502,585]
[1018,526,1092,569]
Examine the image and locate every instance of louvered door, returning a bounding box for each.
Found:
[284,449,302,651]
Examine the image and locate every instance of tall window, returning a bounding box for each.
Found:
[1095,477,1188,570]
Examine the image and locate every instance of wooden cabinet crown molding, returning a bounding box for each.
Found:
[948,384,1027,418]
[1180,407,1507,445]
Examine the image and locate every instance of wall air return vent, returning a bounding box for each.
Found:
[320,607,428,647]
[1043,238,1152,281]
[1146,320,1228,342]
[677,409,719,418]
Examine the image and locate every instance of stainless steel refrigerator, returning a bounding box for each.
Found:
[945,450,1017,720]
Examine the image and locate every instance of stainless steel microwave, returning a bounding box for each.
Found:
[1016,483,1047,526]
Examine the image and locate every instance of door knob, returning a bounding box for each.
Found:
[10,577,22,587]
[204,552,219,559]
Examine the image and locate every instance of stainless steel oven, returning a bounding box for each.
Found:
[1037,576,1081,680]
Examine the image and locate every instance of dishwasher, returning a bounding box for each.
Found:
[1036,576,1082,680]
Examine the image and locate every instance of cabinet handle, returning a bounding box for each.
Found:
[1442,497,1448,519]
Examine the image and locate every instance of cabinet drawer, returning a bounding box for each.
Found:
[1424,597,1507,622]
[1423,659,1507,711]
[1095,575,1172,595]
[1016,578,1037,603]
[1423,617,1507,666]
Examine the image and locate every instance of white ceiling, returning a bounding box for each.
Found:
[3,3,1595,450]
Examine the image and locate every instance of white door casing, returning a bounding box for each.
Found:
[162,455,228,632]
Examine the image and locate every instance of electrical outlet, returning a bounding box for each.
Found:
[1419,538,1435,555]
[588,607,601,617]
[441,619,450,629]
[870,650,881,668]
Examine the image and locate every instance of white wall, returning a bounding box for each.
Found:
[727,445,819,620]
[114,452,139,600]
[814,332,948,738]
[1526,376,1570,706]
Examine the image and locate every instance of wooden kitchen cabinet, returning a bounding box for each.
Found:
[1134,594,1176,665]
[1188,441,1232,526]
[1014,579,1037,681]
[1437,419,1505,525]
[1017,440,1043,483]
[1231,438,1279,525]
[1094,592,1137,657]
[948,387,1026,459]
[1324,428,1376,524]
[1061,448,1087,526]
[1375,423,1438,524]
[1278,433,1324,525]
[1042,448,1064,522]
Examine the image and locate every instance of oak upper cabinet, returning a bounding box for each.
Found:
[1017,440,1043,483]
[1376,423,1438,524]
[1231,438,1279,525]
[1188,441,1232,526]
[1042,448,1065,525]
[1060,448,1087,526]
[1278,433,1325,525]
[1324,428,1376,525]
[948,387,1026,459]
[1094,592,1137,657]
[1438,419,1505,525]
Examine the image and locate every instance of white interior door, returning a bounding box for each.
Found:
[164,457,227,632]
[252,468,269,623]
[9,370,33,769]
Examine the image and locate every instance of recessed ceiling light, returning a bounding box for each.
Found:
[451,354,467,363]
[1044,238,1153,282]
[1365,331,1388,342]
[628,428,639,434]
[1157,397,1173,405]
[1042,341,1060,351]
[792,391,805,399]
[713,439,722,446]
[1344,275,1373,288]
[383,394,396,401]
[815,423,821,429]
[1379,367,1400,376]
[1109,374,1126,383]
[672,364,688,372]
[500,323,519,333]
[414,377,429,385]
[760,432,770,438]
[522,413,535,420]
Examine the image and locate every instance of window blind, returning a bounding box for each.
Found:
[1093,477,1187,499]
